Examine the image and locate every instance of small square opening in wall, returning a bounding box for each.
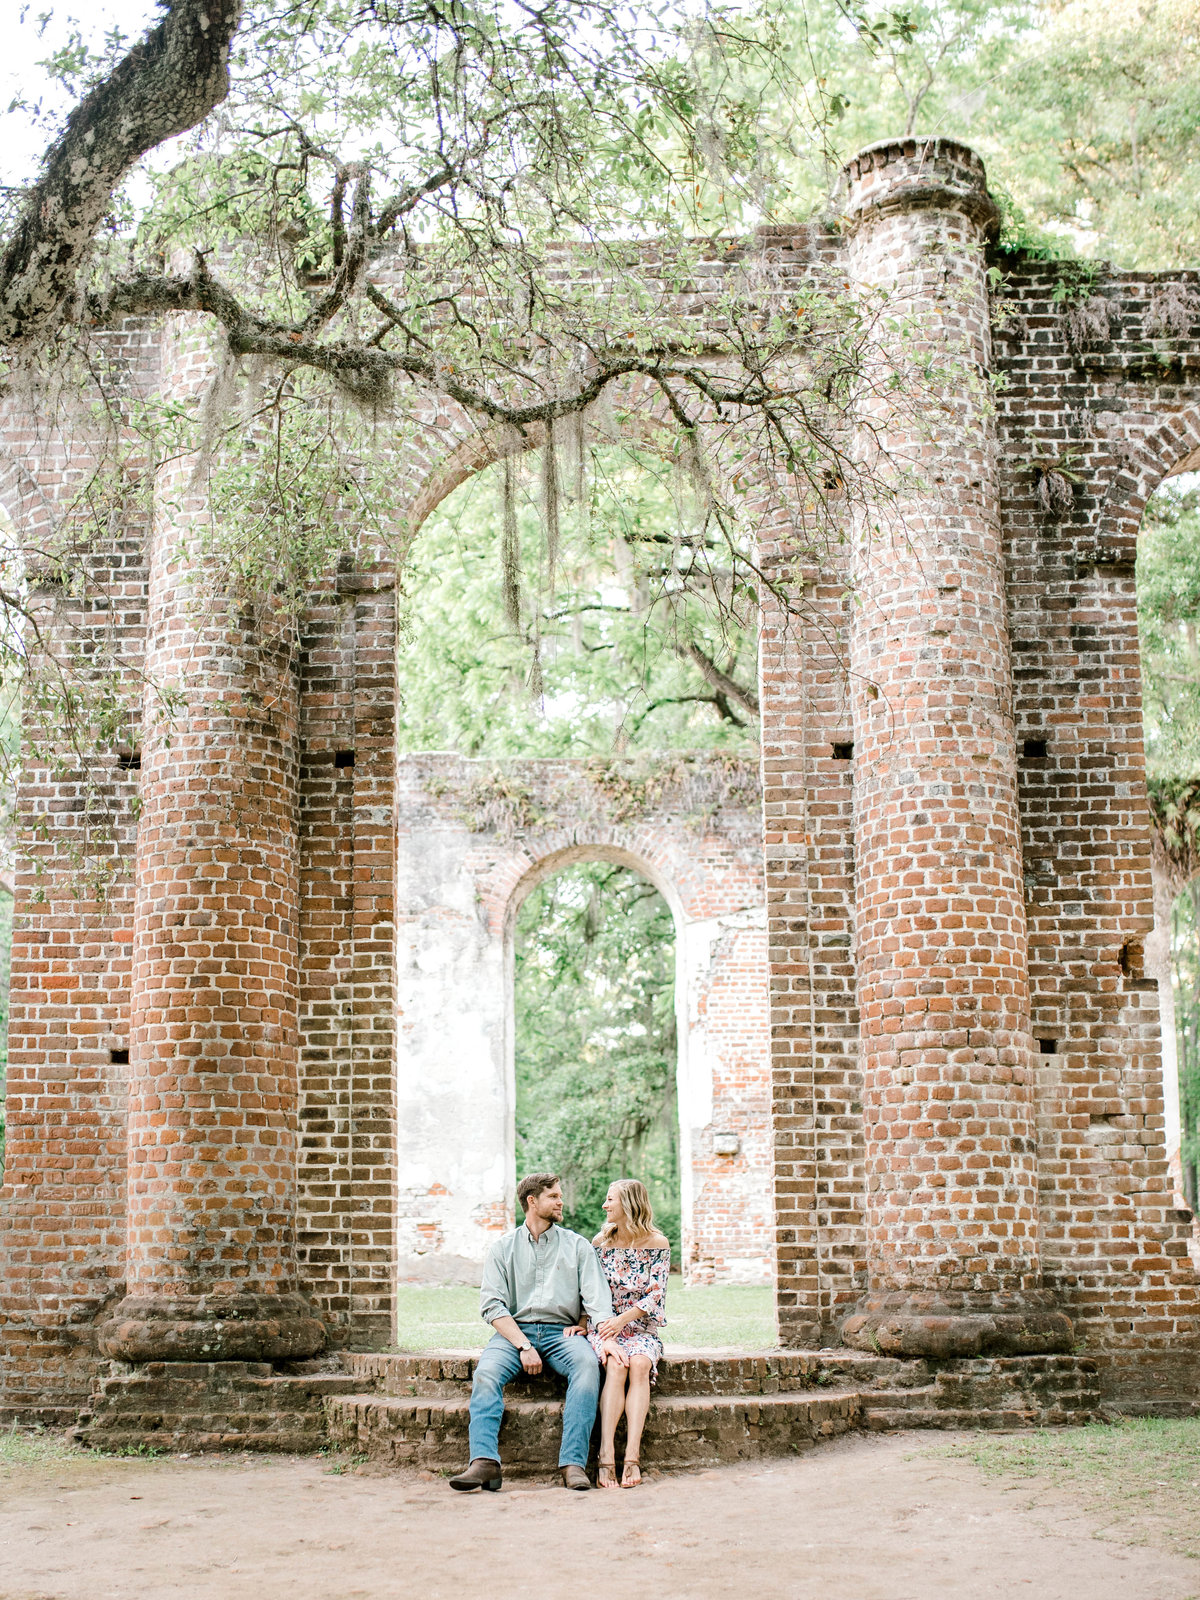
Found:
[1038,1038,1059,1055]
[116,751,141,772]
[831,741,854,761]
[110,1047,129,1065]
[334,750,356,769]
[1022,738,1049,759]
[1118,939,1145,979]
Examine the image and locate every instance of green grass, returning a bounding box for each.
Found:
[0,1426,75,1474]
[393,1282,776,1352]
[950,1418,1200,1558]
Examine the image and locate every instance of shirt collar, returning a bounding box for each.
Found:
[522,1220,556,1244]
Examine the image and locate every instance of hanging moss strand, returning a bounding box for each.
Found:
[501,448,522,631]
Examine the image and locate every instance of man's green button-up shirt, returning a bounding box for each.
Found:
[479,1222,614,1327]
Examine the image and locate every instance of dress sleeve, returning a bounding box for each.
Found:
[634,1250,669,1328]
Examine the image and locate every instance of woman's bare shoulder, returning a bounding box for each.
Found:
[644,1232,671,1251]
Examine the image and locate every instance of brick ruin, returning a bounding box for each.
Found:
[2,136,1200,1444]
[392,753,771,1288]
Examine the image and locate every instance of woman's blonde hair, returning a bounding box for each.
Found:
[597,1178,656,1245]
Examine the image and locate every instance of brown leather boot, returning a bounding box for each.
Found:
[561,1465,591,1490]
[449,1458,502,1491]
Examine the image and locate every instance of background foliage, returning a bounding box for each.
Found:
[767,0,1200,269]
[513,862,681,1255]
[1139,484,1200,784]
[399,443,759,758]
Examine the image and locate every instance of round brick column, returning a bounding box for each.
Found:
[838,139,1071,1358]
[101,491,324,1362]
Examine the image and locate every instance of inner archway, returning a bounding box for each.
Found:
[512,859,680,1256]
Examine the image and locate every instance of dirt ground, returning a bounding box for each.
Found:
[0,1430,1196,1600]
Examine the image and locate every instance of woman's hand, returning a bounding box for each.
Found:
[562,1323,587,1337]
[597,1315,623,1339]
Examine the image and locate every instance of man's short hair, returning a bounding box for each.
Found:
[517,1173,561,1213]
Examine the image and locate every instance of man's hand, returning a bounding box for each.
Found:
[520,1345,543,1375]
[562,1323,587,1337]
[601,1340,628,1366]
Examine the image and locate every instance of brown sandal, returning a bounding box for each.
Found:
[597,1459,619,1489]
[621,1459,642,1489]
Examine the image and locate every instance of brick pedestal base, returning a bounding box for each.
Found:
[97,1292,326,1363]
[840,1291,1074,1359]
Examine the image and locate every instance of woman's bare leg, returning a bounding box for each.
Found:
[597,1357,628,1488]
[621,1355,653,1486]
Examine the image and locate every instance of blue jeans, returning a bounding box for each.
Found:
[468,1324,601,1468]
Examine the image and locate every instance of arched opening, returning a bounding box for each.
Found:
[390,436,774,1349]
[1137,469,1200,1235]
[511,858,680,1257]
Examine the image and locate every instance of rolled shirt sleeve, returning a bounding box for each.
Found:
[578,1238,615,1326]
[479,1237,515,1325]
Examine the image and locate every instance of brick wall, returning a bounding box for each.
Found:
[296,573,397,1347]
[0,329,156,1416]
[754,139,1200,1395]
[993,263,1200,1398]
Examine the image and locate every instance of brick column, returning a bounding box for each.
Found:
[838,139,1071,1358]
[101,461,324,1362]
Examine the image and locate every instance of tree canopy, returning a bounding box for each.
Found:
[769,0,1200,269]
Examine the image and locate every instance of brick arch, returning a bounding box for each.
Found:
[1097,400,1200,549]
[482,824,751,944]
[394,379,692,545]
[505,839,684,923]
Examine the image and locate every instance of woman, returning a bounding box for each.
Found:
[587,1178,670,1489]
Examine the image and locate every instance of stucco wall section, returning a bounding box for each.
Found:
[393,753,772,1285]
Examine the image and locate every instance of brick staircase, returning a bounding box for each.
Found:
[73,1348,1100,1463]
[323,1349,1101,1474]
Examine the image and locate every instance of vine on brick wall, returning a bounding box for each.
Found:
[425,751,761,841]
[1148,774,1200,892]
[584,752,760,824]
[455,771,547,837]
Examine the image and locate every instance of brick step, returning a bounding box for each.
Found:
[863,1404,1085,1432]
[324,1388,862,1473]
[858,1355,1101,1432]
[74,1361,364,1454]
[344,1348,916,1399]
[72,1350,1103,1459]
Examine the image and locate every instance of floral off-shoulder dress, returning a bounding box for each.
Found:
[587,1245,670,1382]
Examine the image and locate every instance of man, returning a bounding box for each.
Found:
[449,1172,616,1492]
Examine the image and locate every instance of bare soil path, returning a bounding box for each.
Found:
[1,1430,1195,1600]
